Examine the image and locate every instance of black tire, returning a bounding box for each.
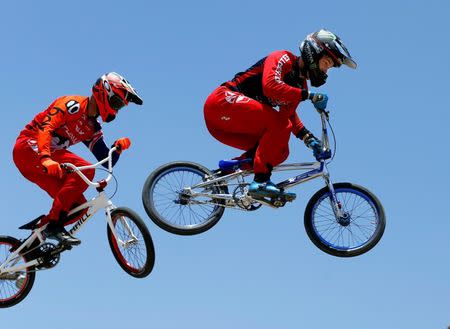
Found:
[304,183,386,257]
[107,207,155,278]
[0,236,36,308]
[142,161,225,235]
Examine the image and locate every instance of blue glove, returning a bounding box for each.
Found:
[304,134,323,160]
[309,92,328,111]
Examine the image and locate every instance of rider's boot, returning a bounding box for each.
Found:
[63,204,88,226]
[248,180,296,200]
[44,220,81,246]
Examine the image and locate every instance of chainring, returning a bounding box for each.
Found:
[36,243,60,269]
[232,184,262,211]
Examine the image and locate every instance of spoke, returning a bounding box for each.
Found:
[350,221,375,240]
[313,188,379,250]
[0,243,28,302]
[150,167,221,229]
[114,218,147,270]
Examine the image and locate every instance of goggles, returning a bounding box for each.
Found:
[108,93,127,111]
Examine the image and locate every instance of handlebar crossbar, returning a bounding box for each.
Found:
[60,147,117,188]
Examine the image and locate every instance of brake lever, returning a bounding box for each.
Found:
[316,107,330,119]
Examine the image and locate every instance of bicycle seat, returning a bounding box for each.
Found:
[19,215,45,230]
[218,158,252,171]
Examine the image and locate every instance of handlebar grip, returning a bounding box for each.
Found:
[315,94,324,101]
[60,163,74,173]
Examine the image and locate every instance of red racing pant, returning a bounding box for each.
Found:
[13,134,95,225]
[204,86,293,174]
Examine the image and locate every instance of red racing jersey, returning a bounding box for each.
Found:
[222,50,310,134]
[21,95,103,159]
[223,50,309,107]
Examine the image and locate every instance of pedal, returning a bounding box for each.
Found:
[250,195,270,203]
[52,243,72,255]
[283,194,296,202]
[273,199,286,207]
[277,187,296,202]
[272,194,296,207]
[225,199,236,207]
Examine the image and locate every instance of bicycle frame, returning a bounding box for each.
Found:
[184,110,344,216]
[0,147,130,275]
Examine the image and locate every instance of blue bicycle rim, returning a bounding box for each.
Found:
[311,187,380,252]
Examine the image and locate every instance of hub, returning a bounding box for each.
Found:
[338,212,351,226]
[174,189,191,205]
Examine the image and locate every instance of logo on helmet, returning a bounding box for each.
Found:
[103,80,114,96]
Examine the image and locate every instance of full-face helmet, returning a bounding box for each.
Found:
[300,29,357,87]
[92,72,143,122]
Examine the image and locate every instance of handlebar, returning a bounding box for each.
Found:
[60,147,118,188]
[317,109,332,161]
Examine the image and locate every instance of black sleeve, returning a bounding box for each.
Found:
[296,127,311,140]
[83,137,120,168]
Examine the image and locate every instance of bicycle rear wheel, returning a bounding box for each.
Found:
[304,183,385,257]
[0,236,35,308]
[142,161,225,235]
[107,208,155,278]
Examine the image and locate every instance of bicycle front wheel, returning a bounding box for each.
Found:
[107,207,155,278]
[142,161,225,235]
[0,236,36,308]
[304,183,385,257]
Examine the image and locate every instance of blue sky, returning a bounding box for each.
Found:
[1,0,449,327]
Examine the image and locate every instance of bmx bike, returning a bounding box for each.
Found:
[0,147,155,308]
[142,107,385,258]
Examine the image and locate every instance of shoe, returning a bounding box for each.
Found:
[248,180,296,200]
[44,222,81,246]
[62,206,88,226]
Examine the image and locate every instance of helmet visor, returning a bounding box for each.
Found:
[334,39,357,69]
[342,56,357,69]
